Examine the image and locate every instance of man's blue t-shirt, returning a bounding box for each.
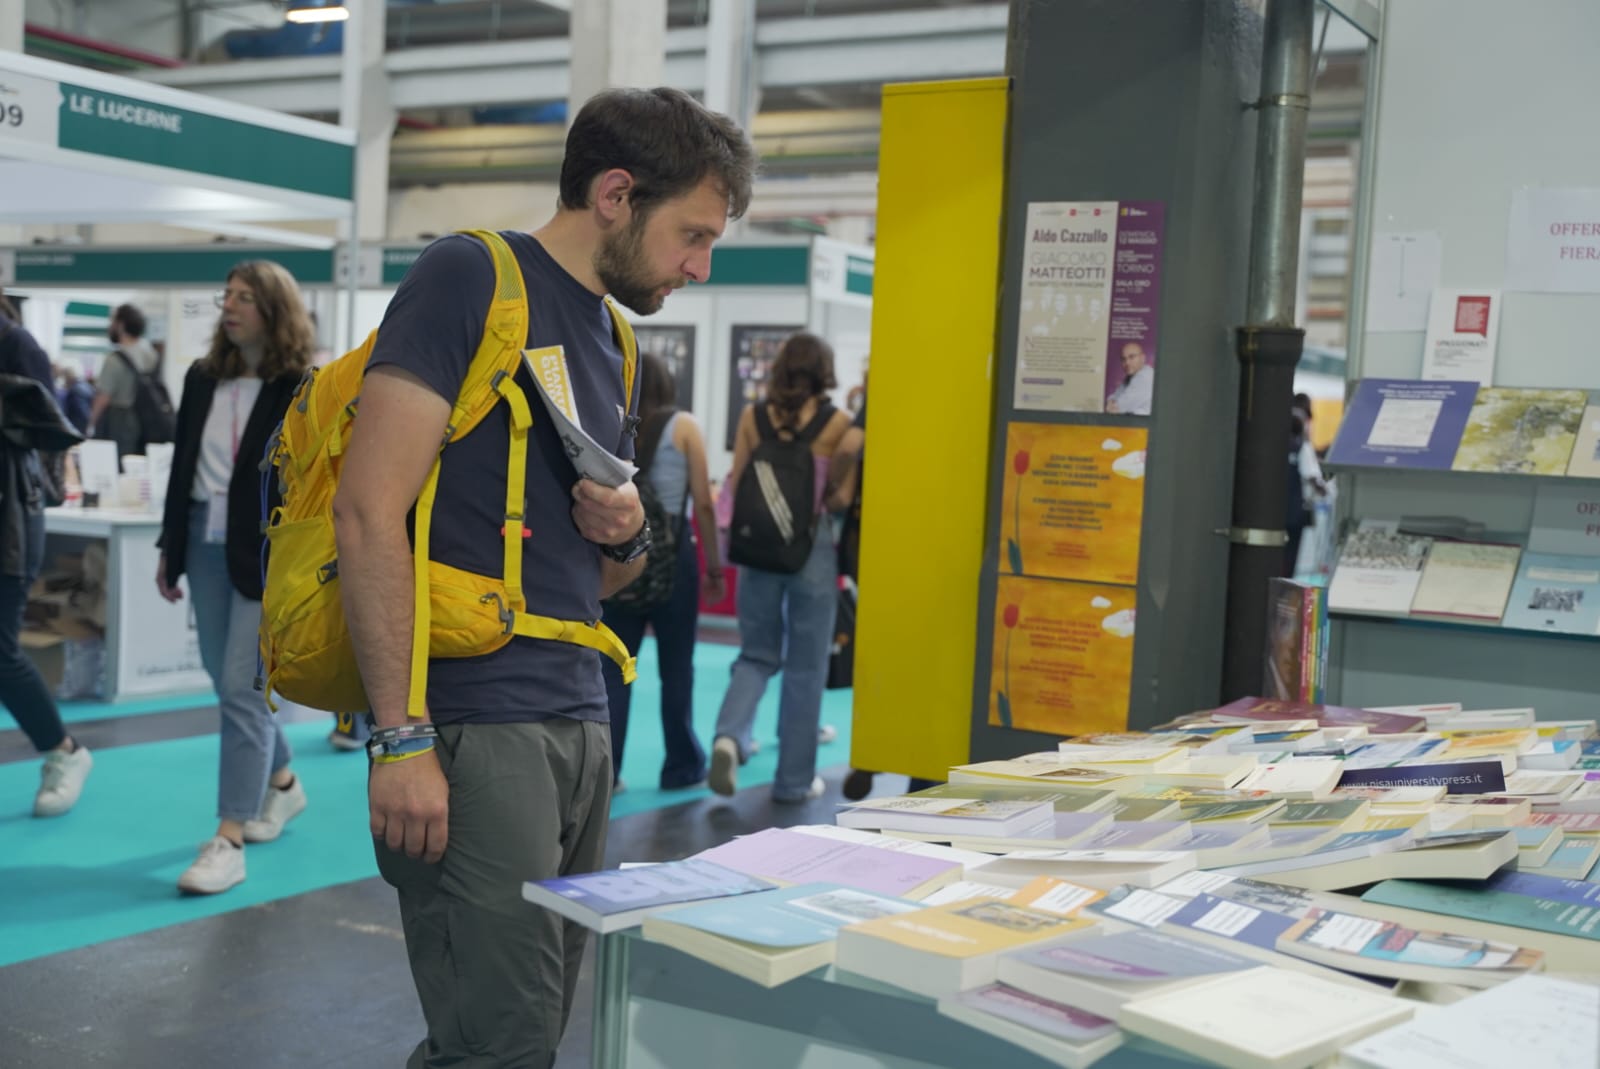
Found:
[367,231,638,724]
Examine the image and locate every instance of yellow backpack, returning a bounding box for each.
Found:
[258,228,639,717]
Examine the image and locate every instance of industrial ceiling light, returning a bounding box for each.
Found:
[285,3,350,24]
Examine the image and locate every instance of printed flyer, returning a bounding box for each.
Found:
[1014,201,1166,416]
[1000,423,1147,585]
[989,575,1135,735]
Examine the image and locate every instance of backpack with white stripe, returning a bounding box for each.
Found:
[728,402,834,574]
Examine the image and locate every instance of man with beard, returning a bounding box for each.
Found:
[333,88,755,1068]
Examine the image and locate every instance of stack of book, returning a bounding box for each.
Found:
[519,694,1600,1069]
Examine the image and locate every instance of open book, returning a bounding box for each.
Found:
[522,346,636,488]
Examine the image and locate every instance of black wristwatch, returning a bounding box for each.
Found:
[601,520,652,564]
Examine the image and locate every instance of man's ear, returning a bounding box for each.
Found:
[593,169,636,225]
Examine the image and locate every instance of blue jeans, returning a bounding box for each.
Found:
[602,529,706,788]
[186,505,290,823]
[715,532,837,801]
[0,510,67,753]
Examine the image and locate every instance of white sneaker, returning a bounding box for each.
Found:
[242,776,307,843]
[34,743,93,817]
[709,737,739,797]
[818,724,838,745]
[178,836,246,895]
[775,776,826,804]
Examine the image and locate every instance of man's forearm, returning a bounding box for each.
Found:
[335,509,424,729]
[599,555,647,599]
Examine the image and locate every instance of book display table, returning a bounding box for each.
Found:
[590,931,1214,1069]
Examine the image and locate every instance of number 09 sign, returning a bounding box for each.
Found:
[0,71,63,149]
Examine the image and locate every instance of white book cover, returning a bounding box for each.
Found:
[1565,403,1600,478]
[1409,541,1521,620]
[1342,974,1598,1069]
[521,347,636,488]
[1420,288,1500,386]
[1329,522,1434,614]
[1117,966,1413,1069]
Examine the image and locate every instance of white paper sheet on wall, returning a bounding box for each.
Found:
[1365,231,1443,333]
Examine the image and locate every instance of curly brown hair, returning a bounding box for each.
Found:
[198,260,315,381]
[766,332,837,427]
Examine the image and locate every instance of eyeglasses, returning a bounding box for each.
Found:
[214,289,258,309]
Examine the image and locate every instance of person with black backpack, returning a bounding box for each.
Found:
[601,351,726,791]
[710,332,852,803]
[93,303,175,458]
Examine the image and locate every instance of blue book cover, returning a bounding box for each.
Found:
[1007,928,1256,982]
[644,882,919,947]
[1336,759,1508,795]
[1164,892,1299,952]
[1326,378,1478,470]
[1501,552,1600,635]
[528,858,775,920]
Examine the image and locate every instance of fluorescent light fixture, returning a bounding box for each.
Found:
[285,4,350,23]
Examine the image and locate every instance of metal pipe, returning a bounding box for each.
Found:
[1220,0,1316,701]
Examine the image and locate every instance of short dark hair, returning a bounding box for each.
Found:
[767,332,837,422]
[1293,392,1313,414]
[560,87,756,221]
[114,303,147,339]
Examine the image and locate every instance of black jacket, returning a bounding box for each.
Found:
[159,362,301,600]
[0,374,83,577]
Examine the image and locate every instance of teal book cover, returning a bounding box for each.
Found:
[648,882,919,947]
[1362,879,1600,942]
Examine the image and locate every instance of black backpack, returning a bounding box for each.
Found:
[604,412,682,613]
[111,348,176,449]
[729,402,834,574]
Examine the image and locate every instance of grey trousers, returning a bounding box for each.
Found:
[374,719,613,1069]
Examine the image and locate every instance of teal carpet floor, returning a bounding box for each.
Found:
[57,690,218,724]
[0,639,855,967]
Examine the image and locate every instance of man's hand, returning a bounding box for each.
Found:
[370,750,450,862]
[702,569,728,606]
[572,478,643,545]
[155,553,183,604]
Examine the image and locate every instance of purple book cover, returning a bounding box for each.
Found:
[1208,697,1426,735]
[1102,201,1166,416]
[1486,870,1600,908]
[1326,378,1479,469]
[693,828,957,897]
[1336,759,1508,795]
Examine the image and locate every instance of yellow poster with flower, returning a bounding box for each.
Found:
[989,574,1135,734]
[1001,424,1147,586]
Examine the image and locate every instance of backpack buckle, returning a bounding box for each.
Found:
[480,592,515,634]
[317,560,339,585]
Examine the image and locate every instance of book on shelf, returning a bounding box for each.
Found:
[1451,387,1587,475]
[1527,809,1600,833]
[1105,795,1186,822]
[1332,785,1448,810]
[1115,966,1414,1069]
[994,927,1259,1022]
[1554,779,1600,813]
[1537,719,1599,742]
[1326,378,1478,471]
[691,827,964,899]
[1521,836,1600,881]
[944,810,1115,854]
[947,756,1136,791]
[1139,754,1261,790]
[936,983,1123,1069]
[915,879,1025,907]
[1273,906,1545,988]
[899,780,1121,813]
[835,796,1054,839]
[832,897,1095,999]
[1491,769,1586,805]
[1436,727,1540,757]
[1520,739,1582,771]
[1408,540,1522,620]
[1418,705,1537,730]
[1513,824,1566,867]
[1341,974,1600,1069]
[1267,798,1373,835]
[1176,797,1288,825]
[639,882,920,988]
[1328,521,1436,614]
[1421,288,1501,385]
[1340,736,1452,770]
[966,848,1198,891]
[520,858,776,934]
[1051,744,1189,774]
[1075,820,1194,852]
[1172,822,1274,868]
[1565,403,1600,478]
[1500,553,1600,634]
[1262,579,1327,702]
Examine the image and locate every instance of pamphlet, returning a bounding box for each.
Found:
[1325,379,1477,470]
[1420,288,1500,385]
[521,347,636,488]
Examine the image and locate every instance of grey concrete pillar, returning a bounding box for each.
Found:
[704,0,757,130]
[568,0,668,118]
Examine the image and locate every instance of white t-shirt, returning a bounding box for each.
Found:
[192,377,264,502]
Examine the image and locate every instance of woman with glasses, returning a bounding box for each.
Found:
[156,261,315,895]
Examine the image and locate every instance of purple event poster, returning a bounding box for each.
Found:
[1103,202,1166,417]
[1324,378,1480,470]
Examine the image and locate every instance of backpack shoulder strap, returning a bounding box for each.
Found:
[602,298,638,414]
[446,228,529,442]
[752,402,779,442]
[796,401,837,444]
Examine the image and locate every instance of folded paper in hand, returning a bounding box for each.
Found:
[522,347,636,489]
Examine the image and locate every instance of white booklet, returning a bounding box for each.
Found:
[1420,288,1500,386]
[522,346,636,489]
